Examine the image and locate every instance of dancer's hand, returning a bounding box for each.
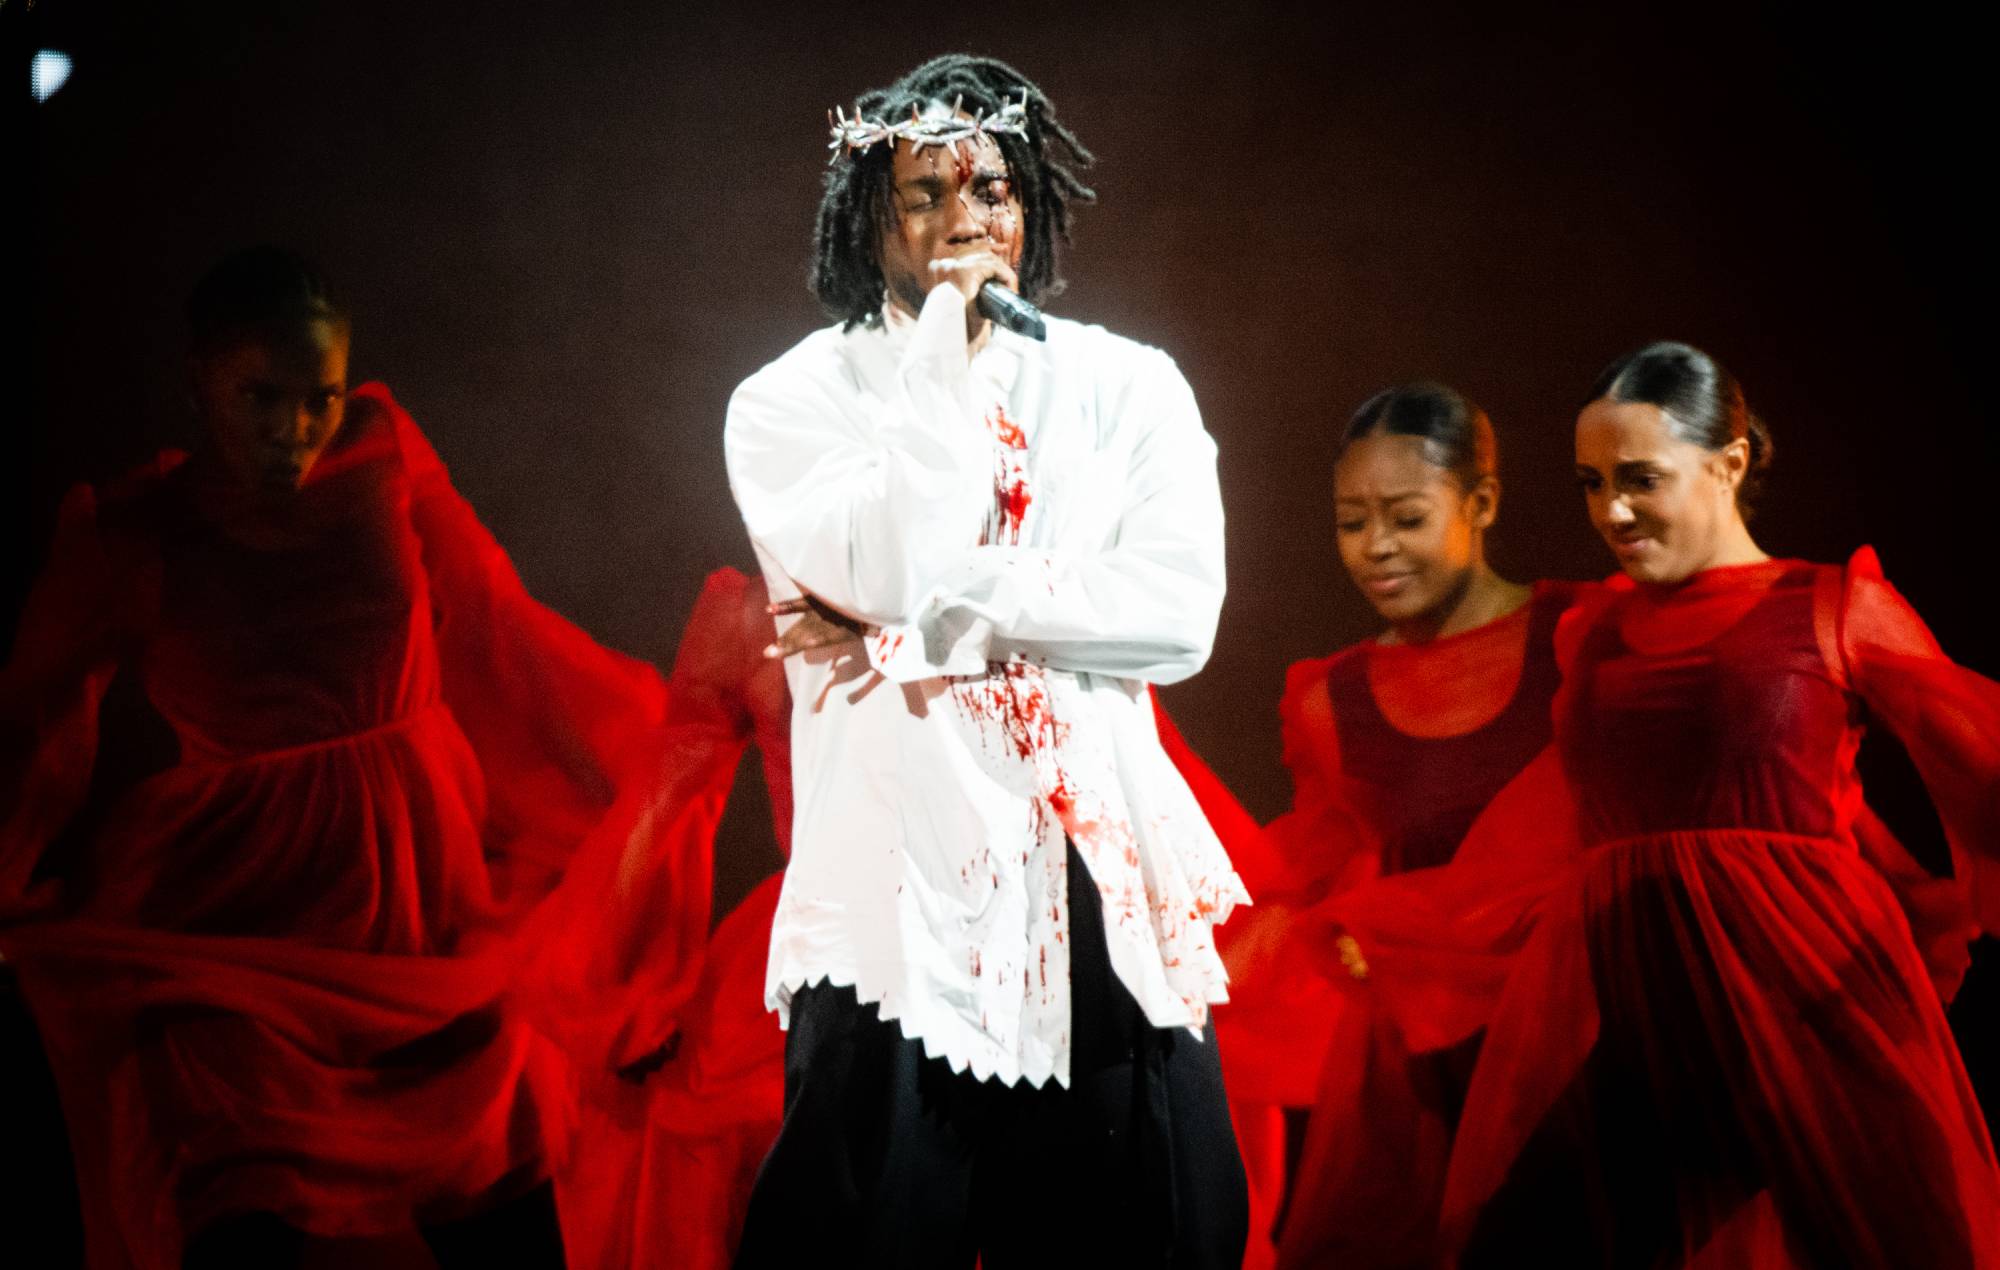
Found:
[1334,934,1370,981]
[765,593,868,660]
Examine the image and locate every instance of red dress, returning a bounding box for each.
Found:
[1436,555,2000,1266]
[1204,583,1571,1268]
[558,570,795,1270]
[0,385,738,1268]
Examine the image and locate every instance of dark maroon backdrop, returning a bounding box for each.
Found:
[12,0,1995,1103]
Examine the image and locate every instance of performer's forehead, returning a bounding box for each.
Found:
[894,136,1009,174]
[890,121,1011,192]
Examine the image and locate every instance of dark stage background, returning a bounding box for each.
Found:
[9,0,1997,1172]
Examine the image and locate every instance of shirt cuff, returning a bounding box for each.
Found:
[864,606,992,683]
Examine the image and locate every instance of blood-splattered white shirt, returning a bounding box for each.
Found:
[724,283,1245,1088]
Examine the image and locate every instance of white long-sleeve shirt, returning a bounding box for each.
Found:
[724,283,1246,1088]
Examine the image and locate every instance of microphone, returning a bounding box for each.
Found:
[977,283,1047,341]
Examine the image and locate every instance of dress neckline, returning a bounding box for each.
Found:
[1367,582,1539,659]
[1613,556,1793,600]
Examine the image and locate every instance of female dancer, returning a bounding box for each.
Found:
[1209,382,1576,1268]
[1437,342,2000,1265]
[0,247,735,1268]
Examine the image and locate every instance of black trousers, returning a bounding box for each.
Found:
[734,843,1248,1269]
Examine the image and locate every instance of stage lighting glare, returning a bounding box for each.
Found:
[32,50,73,103]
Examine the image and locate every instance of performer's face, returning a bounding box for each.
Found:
[1574,398,1748,584]
[877,116,1025,318]
[1333,433,1495,626]
[193,317,350,495]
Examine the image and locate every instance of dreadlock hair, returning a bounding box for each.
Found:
[812,54,1096,329]
[187,245,347,356]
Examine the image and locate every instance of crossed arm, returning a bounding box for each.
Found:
[725,287,1224,682]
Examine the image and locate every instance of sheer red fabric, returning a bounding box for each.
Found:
[560,573,793,1270]
[1429,555,2000,1266]
[1149,694,1288,1270]
[1190,584,1572,1269]
[0,385,737,1267]
[558,874,786,1270]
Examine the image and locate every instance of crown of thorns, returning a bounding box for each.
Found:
[826,91,1031,162]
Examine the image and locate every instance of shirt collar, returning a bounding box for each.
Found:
[879,298,919,351]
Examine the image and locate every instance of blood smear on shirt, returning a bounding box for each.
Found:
[954,663,1067,763]
[984,408,1032,546]
[996,472,1031,545]
[988,406,1028,450]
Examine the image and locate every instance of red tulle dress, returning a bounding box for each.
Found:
[557,569,795,1270]
[0,385,739,1268]
[1419,554,2000,1266]
[1203,582,1572,1269]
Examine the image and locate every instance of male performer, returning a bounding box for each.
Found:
[724,54,1248,1267]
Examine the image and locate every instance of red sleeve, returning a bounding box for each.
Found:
[583,565,793,1062]
[1849,801,1978,1002]
[1317,744,1582,1053]
[1155,669,1376,1107]
[1262,654,1385,904]
[556,587,792,1270]
[1149,690,1270,881]
[671,567,793,857]
[1149,687,1324,1106]
[1279,655,1342,798]
[1147,662,1379,904]
[369,383,748,1066]
[1552,578,1618,680]
[384,385,684,821]
[1318,585,1599,1051]
[1838,547,2000,933]
[1,484,150,916]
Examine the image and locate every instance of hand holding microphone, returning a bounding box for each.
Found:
[930,253,1048,342]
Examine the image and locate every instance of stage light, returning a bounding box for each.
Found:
[32,50,72,103]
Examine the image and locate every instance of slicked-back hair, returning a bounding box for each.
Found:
[1340,381,1500,493]
[813,54,1095,329]
[188,245,347,354]
[1589,340,1775,512]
